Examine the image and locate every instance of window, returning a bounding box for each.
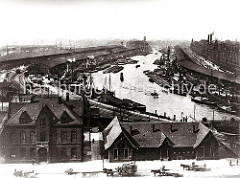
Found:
[114,149,118,158]
[30,132,35,142]
[19,111,32,124]
[40,118,46,126]
[30,148,35,159]
[71,131,77,142]
[20,148,26,159]
[10,133,15,143]
[61,131,67,142]
[198,147,204,158]
[20,131,26,143]
[61,148,68,160]
[71,148,77,159]
[40,132,46,141]
[114,142,129,160]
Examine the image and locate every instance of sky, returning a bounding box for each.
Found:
[0,0,240,46]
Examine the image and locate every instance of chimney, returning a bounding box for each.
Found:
[210,34,212,44]
[58,96,62,104]
[170,124,177,132]
[152,124,155,132]
[192,124,199,133]
[66,92,69,102]
[130,126,133,135]
[208,34,210,44]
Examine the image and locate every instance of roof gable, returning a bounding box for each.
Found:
[193,122,210,148]
[103,116,122,150]
[19,111,33,124]
[38,104,55,120]
[103,116,139,150]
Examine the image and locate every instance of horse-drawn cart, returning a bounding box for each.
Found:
[103,162,137,177]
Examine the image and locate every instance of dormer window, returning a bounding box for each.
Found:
[61,111,74,124]
[19,111,32,124]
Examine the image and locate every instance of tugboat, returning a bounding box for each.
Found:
[120,72,124,82]
[151,91,159,98]
[149,78,154,83]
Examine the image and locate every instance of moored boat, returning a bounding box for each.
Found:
[103,66,124,74]
[112,66,124,73]
[191,96,216,106]
[96,63,111,71]
[217,105,236,114]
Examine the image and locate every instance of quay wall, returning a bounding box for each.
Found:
[174,46,240,84]
[0,42,151,71]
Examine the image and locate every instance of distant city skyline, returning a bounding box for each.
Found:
[0,0,240,46]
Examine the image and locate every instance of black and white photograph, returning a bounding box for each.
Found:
[0,0,240,177]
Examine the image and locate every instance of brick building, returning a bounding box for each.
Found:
[103,117,219,162]
[1,97,83,163]
[191,37,240,73]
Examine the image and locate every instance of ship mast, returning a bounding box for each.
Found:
[109,73,111,92]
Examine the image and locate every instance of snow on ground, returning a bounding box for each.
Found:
[1,159,240,178]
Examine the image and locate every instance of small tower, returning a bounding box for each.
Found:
[143,36,146,42]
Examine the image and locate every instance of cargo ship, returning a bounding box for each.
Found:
[99,92,146,112]
[96,64,111,71]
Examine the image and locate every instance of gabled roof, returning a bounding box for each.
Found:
[60,111,74,123]
[66,100,84,117]
[103,116,123,150]
[6,97,83,126]
[103,116,139,150]
[0,112,8,134]
[103,117,168,150]
[193,122,210,148]
[103,119,211,150]
[9,103,27,118]
[122,122,210,148]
